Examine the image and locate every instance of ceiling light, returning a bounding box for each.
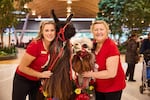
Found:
[32,10,36,15]
[67,6,71,12]
[38,15,41,19]
[57,0,80,1]
[57,0,79,2]
[24,3,28,9]
[67,0,72,4]
[141,20,144,23]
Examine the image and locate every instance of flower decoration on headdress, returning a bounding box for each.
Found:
[74,88,82,94]
[73,79,95,100]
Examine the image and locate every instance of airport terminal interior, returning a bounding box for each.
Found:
[0,0,150,100]
[0,49,150,100]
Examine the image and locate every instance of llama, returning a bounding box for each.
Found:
[39,9,76,100]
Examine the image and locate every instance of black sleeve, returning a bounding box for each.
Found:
[140,39,148,54]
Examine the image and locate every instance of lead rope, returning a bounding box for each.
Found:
[69,41,73,80]
[75,77,89,90]
[48,22,70,67]
[40,41,66,97]
[48,41,66,71]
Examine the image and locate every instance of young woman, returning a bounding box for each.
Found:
[12,21,56,100]
[82,20,126,100]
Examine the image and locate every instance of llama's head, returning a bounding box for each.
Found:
[71,38,95,74]
[51,9,76,41]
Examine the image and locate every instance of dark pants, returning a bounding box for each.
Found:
[95,90,122,100]
[126,63,136,80]
[12,73,40,100]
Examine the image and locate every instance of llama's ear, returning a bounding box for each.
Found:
[51,9,59,23]
[66,14,73,22]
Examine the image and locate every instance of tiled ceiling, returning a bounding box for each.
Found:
[27,0,99,18]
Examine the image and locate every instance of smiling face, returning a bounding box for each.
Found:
[42,24,56,43]
[91,20,110,43]
[37,21,56,44]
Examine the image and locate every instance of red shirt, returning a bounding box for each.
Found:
[16,39,49,81]
[95,38,126,92]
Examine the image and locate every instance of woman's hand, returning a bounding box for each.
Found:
[19,53,53,79]
[40,71,53,78]
[82,71,93,78]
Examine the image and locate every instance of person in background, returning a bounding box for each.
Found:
[140,32,150,86]
[140,32,150,63]
[82,20,126,100]
[12,21,56,100]
[138,37,143,49]
[125,34,139,82]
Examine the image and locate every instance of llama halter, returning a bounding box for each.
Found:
[57,22,70,41]
[47,21,72,71]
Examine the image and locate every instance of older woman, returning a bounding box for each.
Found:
[82,20,126,100]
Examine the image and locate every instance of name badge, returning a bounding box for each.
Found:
[41,51,47,54]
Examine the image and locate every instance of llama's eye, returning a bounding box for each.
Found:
[75,43,79,46]
[82,44,88,48]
